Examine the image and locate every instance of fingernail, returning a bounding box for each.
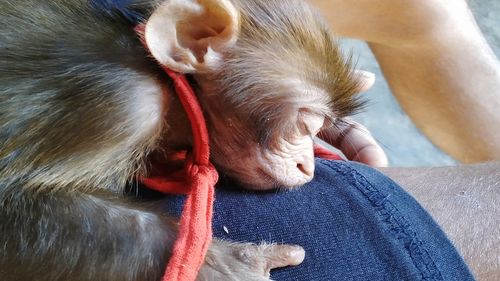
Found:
[288,246,306,265]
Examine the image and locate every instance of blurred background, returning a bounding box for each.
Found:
[338,0,499,167]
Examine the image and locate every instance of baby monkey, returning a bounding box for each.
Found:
[0,0,364,280]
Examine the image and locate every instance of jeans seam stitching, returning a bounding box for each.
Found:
[321,160,444,281]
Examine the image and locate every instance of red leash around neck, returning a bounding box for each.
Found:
[155,68,218,281]
[136,24,218,281]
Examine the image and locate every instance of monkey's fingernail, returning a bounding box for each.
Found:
[288,246,305,265]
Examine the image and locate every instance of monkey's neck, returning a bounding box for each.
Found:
[161,92,194,151]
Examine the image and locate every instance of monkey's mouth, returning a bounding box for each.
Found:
[255,168,290,189]
[236,167,280,190]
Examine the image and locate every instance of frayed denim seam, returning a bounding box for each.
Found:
[322,160,444,281]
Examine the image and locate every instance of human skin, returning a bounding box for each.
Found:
[381,163,500,281]
[309,0,500,163]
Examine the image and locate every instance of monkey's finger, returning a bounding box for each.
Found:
[318,119,388,167]
[260,244,305,275]
[353,70,376,93]
[233,243,304,275]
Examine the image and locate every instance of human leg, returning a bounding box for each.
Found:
[162,160,475,280]
[382,163,500,281]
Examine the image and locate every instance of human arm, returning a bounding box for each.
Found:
[310,0,500,163]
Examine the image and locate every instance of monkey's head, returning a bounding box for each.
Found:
[146,0,362,189]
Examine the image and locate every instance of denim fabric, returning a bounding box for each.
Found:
[90,0,145,23]
[162,160,475,281]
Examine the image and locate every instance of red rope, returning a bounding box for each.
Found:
[313,144,343,161]
[136,24,217,281]
[154,70,218,281]
[143,71,218,281]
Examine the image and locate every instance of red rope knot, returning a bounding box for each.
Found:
[186,160,219,188]
[163,155,217,281]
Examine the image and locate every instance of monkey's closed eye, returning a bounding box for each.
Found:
[297,109,325,137]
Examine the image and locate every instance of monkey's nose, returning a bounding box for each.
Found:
[296,161,314,178]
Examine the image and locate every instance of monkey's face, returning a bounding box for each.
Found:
[201,91,329,189]
[191,2,361,189]
[146,0,362,189]
[196,57,359,190]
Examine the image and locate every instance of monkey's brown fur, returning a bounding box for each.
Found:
[0,0,360,280]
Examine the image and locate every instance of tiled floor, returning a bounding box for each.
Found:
[339,0,499,167]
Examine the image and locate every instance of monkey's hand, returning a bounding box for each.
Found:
[197,241,305,281]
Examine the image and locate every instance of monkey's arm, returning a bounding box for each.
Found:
[0,188,175,281]
[0,187,303,281]
[310,0,500,163]
[381,162,500,281]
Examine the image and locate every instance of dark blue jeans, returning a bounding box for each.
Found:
[162,160,475,280]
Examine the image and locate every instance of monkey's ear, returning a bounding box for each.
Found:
[144,0,239,73]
